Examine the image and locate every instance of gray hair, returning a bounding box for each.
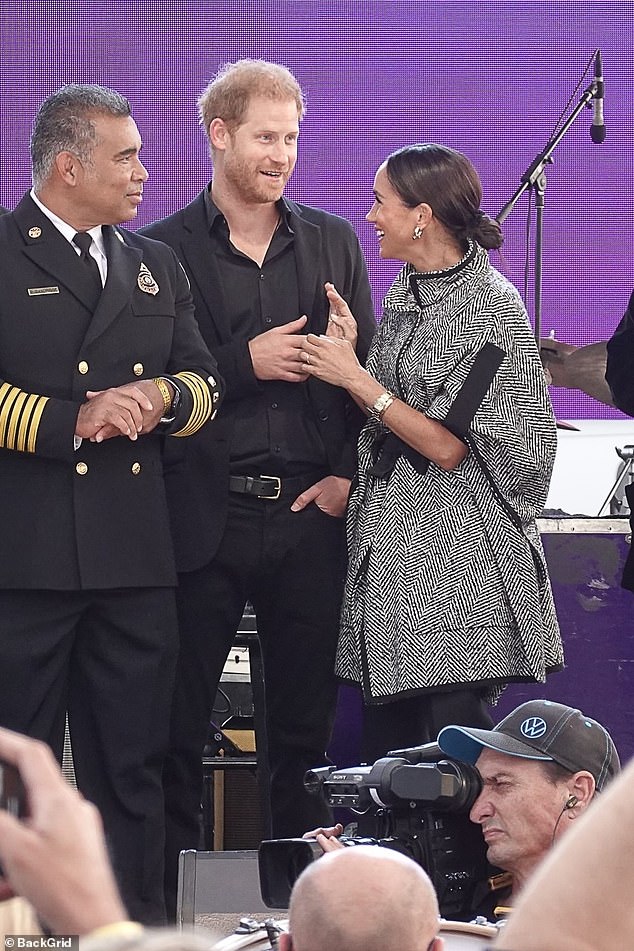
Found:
[31,83,131,190]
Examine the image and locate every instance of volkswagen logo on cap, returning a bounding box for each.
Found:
[520,716,548,739]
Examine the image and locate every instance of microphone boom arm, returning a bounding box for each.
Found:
[496,78,599,225]
[495,73,601,344]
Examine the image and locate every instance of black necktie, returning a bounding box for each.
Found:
[72,231,103,301]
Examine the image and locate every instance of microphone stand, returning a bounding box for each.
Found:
[496,73,601,344]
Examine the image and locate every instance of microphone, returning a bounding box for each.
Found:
[590,50,605,143]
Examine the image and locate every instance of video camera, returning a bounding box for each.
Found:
[259,743,494,920]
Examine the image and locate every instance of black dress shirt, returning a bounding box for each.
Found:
[204,189,329,477]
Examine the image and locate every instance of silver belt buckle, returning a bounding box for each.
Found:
[258,474,281,500]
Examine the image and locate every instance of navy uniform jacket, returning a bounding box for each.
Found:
[0,193,222,590]
[141,191,376,572]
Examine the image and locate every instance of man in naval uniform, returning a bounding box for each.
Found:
[0,84,222,925]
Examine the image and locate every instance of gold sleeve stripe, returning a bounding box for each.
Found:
[0,382,49,453]
[171,371,216,437]
[173,374,211,437]
[0,382,19,447]
[184,373,213,433]
[18,393,43,454]
[7,390,28,450]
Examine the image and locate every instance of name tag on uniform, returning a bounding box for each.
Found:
[28,286,60,296]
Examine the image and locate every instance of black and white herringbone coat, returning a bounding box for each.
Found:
[337,242,563,704]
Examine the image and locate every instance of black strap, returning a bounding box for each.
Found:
[370,342,505,478]
[441,343,505,438]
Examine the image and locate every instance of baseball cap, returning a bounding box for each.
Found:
[437,699,620,792]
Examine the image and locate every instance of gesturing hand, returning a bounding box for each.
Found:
[325,282,358,351]
[299,332,363,391]
[249,315,310,382]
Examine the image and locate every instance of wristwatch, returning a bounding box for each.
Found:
[156,377,181,423]
[367,390,396,421]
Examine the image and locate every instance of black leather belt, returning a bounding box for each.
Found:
[229,472,327,501]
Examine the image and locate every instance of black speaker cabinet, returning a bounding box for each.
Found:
[215,766,264,850]
[202,729,265,851]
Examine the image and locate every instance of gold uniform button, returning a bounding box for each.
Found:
[76,462,88,476]
[78,361,89,375]
[131,462,141,475]
[133,363,144,376]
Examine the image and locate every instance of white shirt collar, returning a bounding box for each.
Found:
[29,189,107,261]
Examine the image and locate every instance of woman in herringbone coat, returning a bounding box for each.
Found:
[301,144,563,761]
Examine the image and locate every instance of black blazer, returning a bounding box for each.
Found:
[606,289,634,416]
[141,190,376,571]
[0,193,221,589]
[606,288,634,590]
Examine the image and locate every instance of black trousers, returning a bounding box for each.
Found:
[0,587,178,925]
[361,688,495,764]
[164,491,345,918]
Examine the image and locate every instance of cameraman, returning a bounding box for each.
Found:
[438,699,620,915]
[492,755,634,951]
[306,700,620,920]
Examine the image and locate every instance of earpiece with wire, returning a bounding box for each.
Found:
[552,794,580,843]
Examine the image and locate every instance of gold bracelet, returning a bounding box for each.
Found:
[152,377,172,414]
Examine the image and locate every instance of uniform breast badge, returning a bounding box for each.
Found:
[137,262,159,295]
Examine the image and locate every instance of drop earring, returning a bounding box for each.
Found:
[412,224,424,240]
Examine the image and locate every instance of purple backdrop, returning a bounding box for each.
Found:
[1,0,633,423]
